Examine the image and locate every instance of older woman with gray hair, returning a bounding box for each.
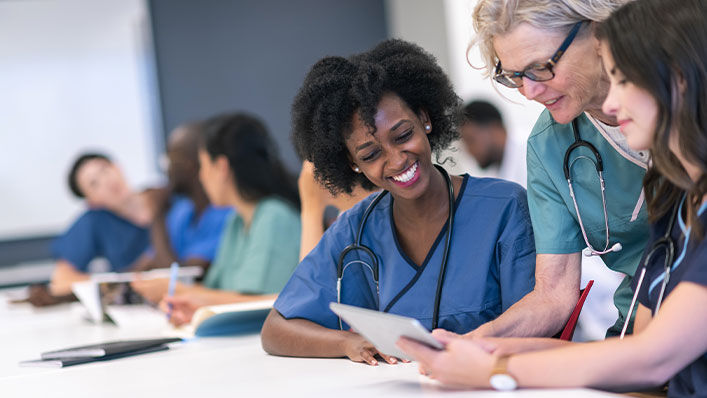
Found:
[463,0,649,339]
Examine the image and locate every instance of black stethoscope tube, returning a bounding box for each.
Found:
[336,164,454,331]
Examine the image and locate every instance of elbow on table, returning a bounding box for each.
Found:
[260,309,285,356]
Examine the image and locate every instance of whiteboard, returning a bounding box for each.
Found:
[0,0,163,240]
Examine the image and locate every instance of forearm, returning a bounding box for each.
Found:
[474,289,575,337]
[183,284,277,306]
[150,214,178,267]
[261,309,349,358]
[299,206,326,261]
[510,284,707,390]
[510,335,661,390]
[474,253,580,338]
[484,337,572,356]
[49,261,90,295]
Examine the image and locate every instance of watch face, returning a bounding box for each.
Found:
[490,374,518,391]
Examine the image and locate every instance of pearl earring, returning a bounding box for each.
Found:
[425,125,431,131]
[354,166,360,173]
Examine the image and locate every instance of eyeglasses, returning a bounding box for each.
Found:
[494,21,585,89]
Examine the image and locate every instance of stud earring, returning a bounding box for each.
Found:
[353,166,360,173]
[425,125,431,131]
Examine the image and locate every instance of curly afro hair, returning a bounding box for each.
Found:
[291,39,461,195]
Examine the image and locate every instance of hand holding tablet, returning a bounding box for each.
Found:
[329,302,445,361]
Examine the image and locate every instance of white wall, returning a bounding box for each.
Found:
[444,0,544,145]
[385,0,544,178]
[0,0,162,240]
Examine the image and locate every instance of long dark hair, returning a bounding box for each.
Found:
[597,0,707,237]
[201,112,300,209]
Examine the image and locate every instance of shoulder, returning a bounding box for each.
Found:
[458,176,530,227]
[335,191,388,226]
[256,197,300,221]
[168,195,194,214]
[460,175,526,204]
[528,109,558,140]
[71,209,121,227]
[528,111,597,144]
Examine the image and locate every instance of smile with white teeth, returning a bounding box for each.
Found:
[543,98,560,105]
[392,162,418,183]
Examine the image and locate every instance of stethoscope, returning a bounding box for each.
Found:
[564,118,623,257]
[336,164,455,331]
[619,196,707,339]
[619,201,679,338]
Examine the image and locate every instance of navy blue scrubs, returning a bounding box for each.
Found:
[52,210,149,272]
[633,198,707,397]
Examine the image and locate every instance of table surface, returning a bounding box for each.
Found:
[0,289,621,398]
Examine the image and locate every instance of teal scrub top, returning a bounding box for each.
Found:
[203,197,301,294]
[526,110,650,335]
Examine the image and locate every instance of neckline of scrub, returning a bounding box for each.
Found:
[387,173,469,271]
[382,173,469,313]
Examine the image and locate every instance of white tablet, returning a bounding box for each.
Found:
[329,302,444,360]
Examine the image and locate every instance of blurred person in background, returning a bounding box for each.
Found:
[459,100,526,187]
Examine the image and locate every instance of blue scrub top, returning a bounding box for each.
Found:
[633,198,707,397]
[52,209,150,272]
[275,175,536,333]
[165,196,232,262]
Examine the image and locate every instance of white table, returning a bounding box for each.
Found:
[0,289,620,398]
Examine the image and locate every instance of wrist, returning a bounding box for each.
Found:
[489,354,518,391]
[474,322,496,338]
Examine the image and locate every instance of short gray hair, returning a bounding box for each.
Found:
[470,0,632,78]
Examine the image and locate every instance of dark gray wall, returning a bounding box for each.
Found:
[0,1,387,270]
[149,0,389,170]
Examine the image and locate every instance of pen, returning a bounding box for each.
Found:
[166,262,179,320]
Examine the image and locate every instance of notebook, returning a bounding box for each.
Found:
[19,337,181,368]
[41,337,182,359]
[172,299,274,338]
[20,345,170,368]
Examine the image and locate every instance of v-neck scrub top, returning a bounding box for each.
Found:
[632,198,707,397]
[274,175,536,333]
[526,110,650,335]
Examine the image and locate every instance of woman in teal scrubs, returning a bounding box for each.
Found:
[467,0,649,338]
[155,113,302,326]
[261,39,536,365]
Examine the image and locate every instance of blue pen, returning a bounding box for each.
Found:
[166,262,179,320]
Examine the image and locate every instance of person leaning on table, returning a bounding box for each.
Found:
[465,0,650,339]
[399,0,707,394]
[261,39,536,366]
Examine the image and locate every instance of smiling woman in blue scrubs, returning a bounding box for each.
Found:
[260,39,536,365]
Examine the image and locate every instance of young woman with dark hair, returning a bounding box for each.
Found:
[261,39,536,365]
[155,112,302,326]
[399,0,707,394]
